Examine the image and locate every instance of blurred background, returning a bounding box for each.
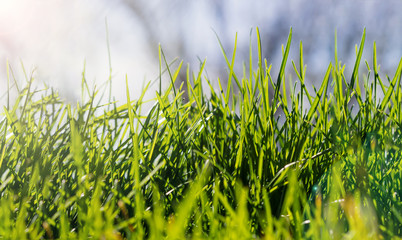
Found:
[0,0,401,107]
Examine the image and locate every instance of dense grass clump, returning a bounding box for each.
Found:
[0,28,402,239]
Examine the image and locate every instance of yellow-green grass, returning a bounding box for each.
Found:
[0,28,401,239]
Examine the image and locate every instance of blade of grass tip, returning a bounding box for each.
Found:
[255,27,270,119]
[7,64,20,94]
[134,81,152,131]
[20,74,33,122]
[354,63,364,107]
[82,64,93,102]
[173,60,184,89]
[257,29,271,120]
[6,60,10,109]
[105,18,113,105]
[125,75,137,159]
[148,57,179,92]
[376,72,386,99]
[82,88,97,135]
[195,59,207,105]
[306,64,332,122]
[380,58,402,112]
[213,28,242,90]
[213,28,230,67]
[125,75,136,148]
[81,60,86,102]
[298,41,313,106]
[158,44,162,95]
[160,47,178,97]
[334,29,338,73]
[282,68,288,113]
[249,28,253,85]
[3,104,22,136]
[333,31,344,117]
[226,33,237,105]
[256,27,263,84]
[19,59,30,83]
[334,30,341,89]
[299,41,304,81]
[373,42,378,107]
[349,28,366,92]
[218,77,227,106]
[392,67,402,123]
[398,68,402,123]
[274,28,292,104]
[186,63,193,103]
[264,60,272,115]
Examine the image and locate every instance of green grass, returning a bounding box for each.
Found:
[1,27,402,239]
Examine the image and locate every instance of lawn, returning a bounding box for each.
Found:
[0,28,401,239]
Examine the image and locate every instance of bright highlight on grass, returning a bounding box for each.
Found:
[0,28,402,239]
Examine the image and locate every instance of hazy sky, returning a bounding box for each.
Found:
[0,0,156,105]
[0,0,401,107]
